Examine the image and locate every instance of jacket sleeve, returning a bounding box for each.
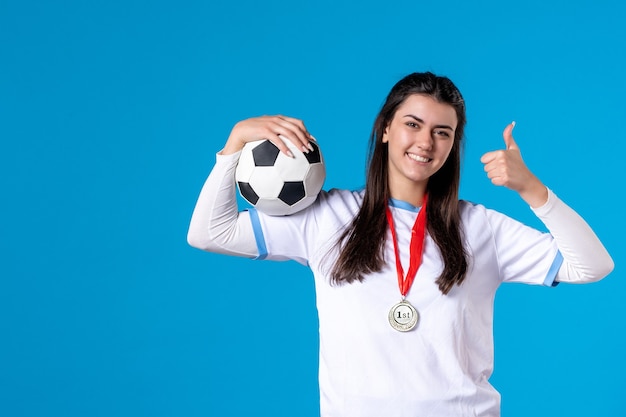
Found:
[187,151,258,258]
[531,188,614,283]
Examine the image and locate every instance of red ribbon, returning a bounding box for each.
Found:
[385,194,428,298]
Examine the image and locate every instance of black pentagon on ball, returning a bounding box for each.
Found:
[252,141,280,166]
[238,182,259,204]
[278,181,306,205]
[305,141,322,163]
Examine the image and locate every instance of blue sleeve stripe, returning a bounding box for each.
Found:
[543,250,563,287]
[247,208,268,260]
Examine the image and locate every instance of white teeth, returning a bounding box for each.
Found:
[407,153,431,163]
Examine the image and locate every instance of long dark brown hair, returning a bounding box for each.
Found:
[329,72,468,295]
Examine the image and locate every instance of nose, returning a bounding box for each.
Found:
[415,130,433,151]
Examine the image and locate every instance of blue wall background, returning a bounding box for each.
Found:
[1,0,624,416]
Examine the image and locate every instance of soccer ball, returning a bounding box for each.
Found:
[235,138,326,216]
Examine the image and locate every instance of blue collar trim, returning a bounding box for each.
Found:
[389,198,421,213]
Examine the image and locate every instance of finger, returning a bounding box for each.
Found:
[279,115,312,138]
[252,117,297,158]
[258,117,305,156]
[264,132,295,158]
[484,164,509,186]
[503,121,518,150]
[482,160,498,174]
[480,150,497,164]
[274,115,314,153]
[489,176,507,187]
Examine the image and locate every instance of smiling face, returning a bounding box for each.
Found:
[382,94,458,206]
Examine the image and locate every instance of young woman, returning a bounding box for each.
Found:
[187,72,613,417]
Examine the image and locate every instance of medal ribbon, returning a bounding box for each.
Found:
[385,194,428,298]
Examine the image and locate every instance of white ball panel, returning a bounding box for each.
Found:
[273,151,310,181]
[255,198,291,216]
[235,142,261,182]
[303,163,326,194]
[248,167,283,198]
[285,194,318,215]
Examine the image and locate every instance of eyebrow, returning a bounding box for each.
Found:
[403,114,454,130]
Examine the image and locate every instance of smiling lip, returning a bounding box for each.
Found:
[406,152,432,163]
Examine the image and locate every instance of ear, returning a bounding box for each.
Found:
[382,124,390,143]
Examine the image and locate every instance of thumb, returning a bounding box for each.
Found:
[503,121,518,150]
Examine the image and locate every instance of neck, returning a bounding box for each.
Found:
[389,182,427,207]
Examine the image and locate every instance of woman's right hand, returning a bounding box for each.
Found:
[221,115,314,157]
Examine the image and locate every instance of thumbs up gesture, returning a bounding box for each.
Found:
[480,122,549,207]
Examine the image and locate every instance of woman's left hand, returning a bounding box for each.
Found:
[480,122,549,208]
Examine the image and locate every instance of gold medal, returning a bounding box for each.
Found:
[388,299,419,332]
